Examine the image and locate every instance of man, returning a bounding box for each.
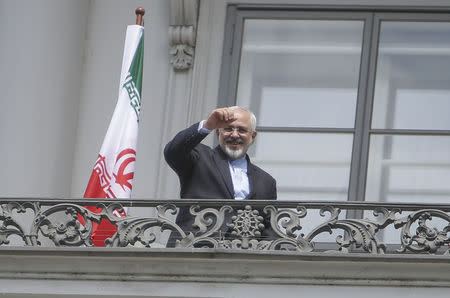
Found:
[164,106,277,245]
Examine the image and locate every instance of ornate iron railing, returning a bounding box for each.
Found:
[0,198,449,255]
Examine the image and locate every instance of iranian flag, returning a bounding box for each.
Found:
[81,24,144,247]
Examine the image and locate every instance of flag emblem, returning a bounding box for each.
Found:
[112,148,136,193]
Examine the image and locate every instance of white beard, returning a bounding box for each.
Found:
[223,145,245,160]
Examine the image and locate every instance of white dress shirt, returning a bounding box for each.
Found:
[228,157,250,200]
[198,120,250,200]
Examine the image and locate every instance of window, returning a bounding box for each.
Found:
[219,7,450,202]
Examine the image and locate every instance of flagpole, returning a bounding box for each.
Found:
[135,7,145,26]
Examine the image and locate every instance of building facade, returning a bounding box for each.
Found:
[0,0,449,297]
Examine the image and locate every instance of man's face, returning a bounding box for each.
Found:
[217,109,257,160]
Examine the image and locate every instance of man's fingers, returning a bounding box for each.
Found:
[223,109,231,121]
[215,108,234,122]
[222,108,236,122]
[228,110,236,121]
[220,109,227,121]
[205,108,237,130]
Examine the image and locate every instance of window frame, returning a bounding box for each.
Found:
[218,5,450,204]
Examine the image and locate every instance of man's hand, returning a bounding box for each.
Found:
[203,108,237,130]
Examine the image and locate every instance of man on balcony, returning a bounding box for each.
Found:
[164,106,277,246]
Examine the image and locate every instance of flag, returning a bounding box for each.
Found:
[81,24,144,247]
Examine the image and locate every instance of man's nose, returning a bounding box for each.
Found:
[230,129,240,137]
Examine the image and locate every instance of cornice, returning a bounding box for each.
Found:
[0,248,449,287]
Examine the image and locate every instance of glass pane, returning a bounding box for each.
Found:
[248,132,353,201]
[236,19,364,128]
[259,87,357,128]
[372,22,450,130]
[365,135,450,203]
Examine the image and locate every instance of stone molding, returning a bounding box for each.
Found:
[0,248,449,297]
[169,0,199,70]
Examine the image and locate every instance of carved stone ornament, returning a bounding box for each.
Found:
[169,25,196,70]
[168,0,198,70]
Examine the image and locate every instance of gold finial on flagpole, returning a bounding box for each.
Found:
[135,7,145,26]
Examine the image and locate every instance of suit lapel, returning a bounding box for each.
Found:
[246,160,257,200]
[213,146,234,199]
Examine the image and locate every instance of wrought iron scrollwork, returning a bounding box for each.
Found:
[108,204,181,247]
[303,207,399,254]
[0,202,38,246]
[394,209,450,254]
[0,200,449,255]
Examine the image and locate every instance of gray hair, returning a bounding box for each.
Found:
[228,106,257,131]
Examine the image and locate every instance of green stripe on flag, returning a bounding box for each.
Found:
[123,33,144,122]
[129,35,144,95]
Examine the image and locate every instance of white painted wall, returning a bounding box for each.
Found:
[0,0,90,197]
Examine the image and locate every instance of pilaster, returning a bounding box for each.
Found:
[156,0,200,198]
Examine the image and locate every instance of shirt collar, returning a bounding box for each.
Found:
[229,156,248,171]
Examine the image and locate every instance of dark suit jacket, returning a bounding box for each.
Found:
[164,123,277,200]
[164,123,277,243]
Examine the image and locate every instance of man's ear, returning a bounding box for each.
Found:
[251,131,257,143]
[215,129,220,137]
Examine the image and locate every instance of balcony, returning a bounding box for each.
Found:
[1,198,449,296]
